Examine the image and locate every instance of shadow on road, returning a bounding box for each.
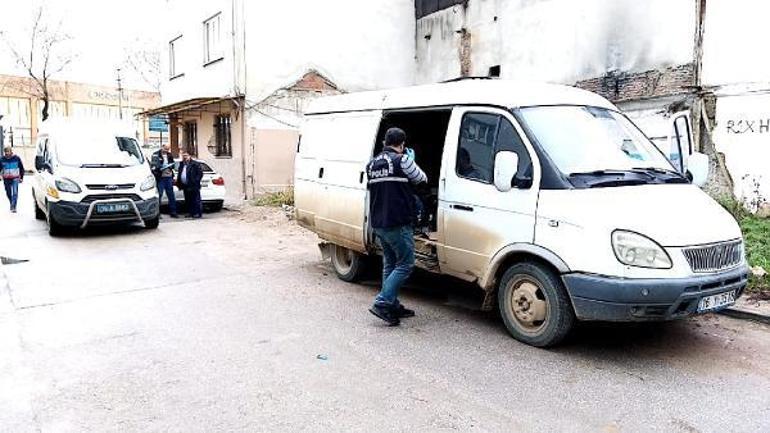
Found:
[351,266,717,360]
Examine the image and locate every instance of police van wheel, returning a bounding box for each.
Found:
[497,262,575,348]
[33,193,45,220]
[330,244,366,282]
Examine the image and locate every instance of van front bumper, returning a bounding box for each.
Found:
[49,197,159,228]
[563,265,750,321]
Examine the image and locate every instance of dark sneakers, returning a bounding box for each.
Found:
[369,303,416,325]
[395,304,415,318]
[369,305,400,326]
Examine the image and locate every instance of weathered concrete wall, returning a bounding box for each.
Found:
[415,0,695,84]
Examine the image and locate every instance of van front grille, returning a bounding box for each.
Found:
[683,240,743,273]
[86,183,135,190]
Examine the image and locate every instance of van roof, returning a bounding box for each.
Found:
[38,118,137,137]
[305,79,616,115]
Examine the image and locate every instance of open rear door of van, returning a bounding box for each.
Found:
[299,111,382,253]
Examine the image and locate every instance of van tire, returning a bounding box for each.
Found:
[33,193,45,220]
[330,244,367,282]
[497,262,575,347]
[46,211,66,237]
[144,216,160,229]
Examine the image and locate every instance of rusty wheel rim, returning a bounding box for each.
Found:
[507,277,549,335]
[333,246,354,274]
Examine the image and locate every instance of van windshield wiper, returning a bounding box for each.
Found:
[568,169,654,188]
[568,169,631,177]
[631,167,689,184]
[80,163,128,168]
[587,178,650,188]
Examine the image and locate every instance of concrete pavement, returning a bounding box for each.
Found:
[1,180,770,432]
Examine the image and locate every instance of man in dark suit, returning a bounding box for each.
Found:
[177,150,203,218]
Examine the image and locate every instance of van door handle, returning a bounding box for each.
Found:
[451,204,474,212]
[359,171,365,184]
[318,167,324,178]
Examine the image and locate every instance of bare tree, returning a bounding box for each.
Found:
[0,5,73,122]
[124,42,162,93]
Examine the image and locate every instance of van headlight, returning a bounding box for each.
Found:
[55,178,81,194]
[140,175,156,192]
[611,230,672,269]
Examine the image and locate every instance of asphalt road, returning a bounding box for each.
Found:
[1,181,769,433]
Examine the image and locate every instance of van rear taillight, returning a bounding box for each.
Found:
[212,177,225,186]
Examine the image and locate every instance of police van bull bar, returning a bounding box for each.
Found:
[80,197,146,229]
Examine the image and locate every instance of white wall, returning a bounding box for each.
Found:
[242,0,415,103]
[702,0,770,88]
[416,0,695,84]
[160,0,240,104]
[712,94,770,206]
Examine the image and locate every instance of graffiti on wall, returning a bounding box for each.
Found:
[725,119,770,134]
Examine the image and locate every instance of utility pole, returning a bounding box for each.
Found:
[116,68,124,120]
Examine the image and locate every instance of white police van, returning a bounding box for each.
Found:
[294,79,748,347]
[32,120,160,236]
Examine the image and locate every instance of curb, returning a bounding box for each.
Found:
[719,307,770,325]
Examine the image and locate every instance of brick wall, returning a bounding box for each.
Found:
[576,63,696,103]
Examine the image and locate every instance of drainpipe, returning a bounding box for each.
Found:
[232,0,247,200]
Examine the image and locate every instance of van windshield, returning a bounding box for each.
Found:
[518,106,686,187]
[56,133,145,168]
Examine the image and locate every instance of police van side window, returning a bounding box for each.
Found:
[456,113,498,183]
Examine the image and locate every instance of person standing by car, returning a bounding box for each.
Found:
[177,150,203,219]
[151,144,178,218]
[365,127,427,326]
[0,146,24,213]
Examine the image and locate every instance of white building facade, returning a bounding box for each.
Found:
[152,0,415,201]
[154,0,770,206]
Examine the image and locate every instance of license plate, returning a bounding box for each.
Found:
[96,203,131,214]
[697,290,736,312]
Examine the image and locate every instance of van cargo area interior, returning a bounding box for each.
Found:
[373,108,451,268]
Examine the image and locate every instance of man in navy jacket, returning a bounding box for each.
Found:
[177,150,203,218]
[365,127,427,326]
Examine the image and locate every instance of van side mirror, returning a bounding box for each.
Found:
[687,152,709,187]
[34,155,45,171]
[494,151,519,192]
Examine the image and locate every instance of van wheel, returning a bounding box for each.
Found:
[497,262,575,347]
[33,193,45,220]
[144,216,160,229]
[46,211,66,237]
[330,244,367,282]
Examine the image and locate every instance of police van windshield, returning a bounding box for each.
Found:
[56,133,145,168]
[518,106,684,187]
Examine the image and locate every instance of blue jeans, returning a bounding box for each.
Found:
[158,176,177,215]
[3,178,19,210]
[373,225,415,308]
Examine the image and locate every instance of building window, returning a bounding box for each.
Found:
[203,13,223,65]
[169,36,183,78]
[214,115,231,157]
[184,121,198,156]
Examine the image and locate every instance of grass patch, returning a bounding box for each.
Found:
[252,189,294,207]
[716,195,770,292]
